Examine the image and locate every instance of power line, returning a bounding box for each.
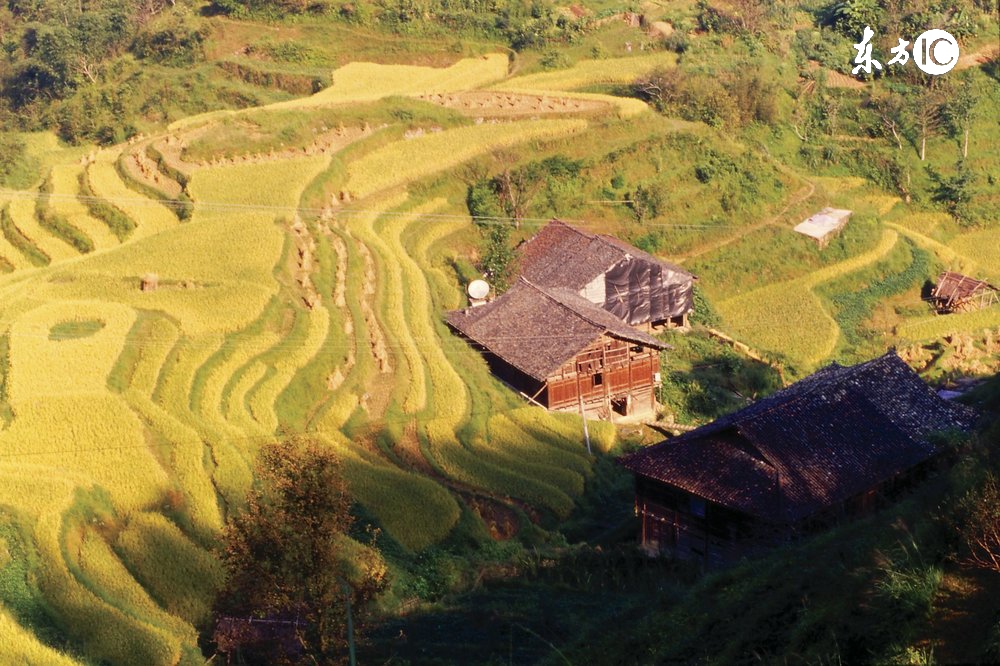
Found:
[0,188,743,230]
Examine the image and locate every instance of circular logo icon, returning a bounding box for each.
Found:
[913,29,960,75]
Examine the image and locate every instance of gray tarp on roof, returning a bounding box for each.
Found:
[519,220,696,325]
[604,257,694,326]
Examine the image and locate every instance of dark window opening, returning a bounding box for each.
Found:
[593,373,604,387]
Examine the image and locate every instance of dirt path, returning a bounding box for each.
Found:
[920,566,1000,662]
[957,44,999,71]
[679,164,816,262]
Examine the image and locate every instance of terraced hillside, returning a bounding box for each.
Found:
[0,53,630,664]
[0,42,997,663]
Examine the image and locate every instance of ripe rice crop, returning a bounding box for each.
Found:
[717,230,899,368]
[488,89,649,117]
[8,301,135,403]
[0,202,48,267]
[898,309,1000,342]
[74,530,196,641]
[500,53,677,92]
[87,149,175,240]
[7,197,75,262]
[0,609,81,665]
[246,307,330,433]
[112,512,224,626]
[50,164,122,250]
[325,432,460,551]
[344,119,587,199]
[887,224,978,277]
[948,229,1000,281]
[268,54,510,110]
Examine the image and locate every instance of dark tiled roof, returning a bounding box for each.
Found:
[934,271,998,304]
[518,220,694,291]
[620,352,978,523]
[445,277,667,381]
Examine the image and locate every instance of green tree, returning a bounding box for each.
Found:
[480,223,517,292]
[943,76,979,159]
[929,160,977,227]
[212,438,387,665]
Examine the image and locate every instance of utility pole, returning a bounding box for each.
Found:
[342,581,356,666]
[576,370,591,455]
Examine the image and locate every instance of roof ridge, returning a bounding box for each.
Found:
[549,218,596,240]
[518,277,606,332]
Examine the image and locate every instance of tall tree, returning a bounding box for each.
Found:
[908,86,943,162]
[943,76,979,159]
[491,149,543,229]
[213,438,387,665]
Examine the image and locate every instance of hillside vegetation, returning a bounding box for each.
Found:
[0,0,996,662]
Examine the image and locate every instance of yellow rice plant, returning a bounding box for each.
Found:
[7,300,135,403]
[195,328,284,428]
[322,432,460,551]
[267,54,510,110]
[887,224,978,277]
[344,119,587,199]
[812,175,866,195]
[74,530,197,641]
[0,609,82,666]
[717,230,899,367]
[0,209,34,271]
[122,315,181,396]
[313,389,359,432]
[112,512,224,627]
[0,470,181,666]
[246,307,330,433]
[89,149,177,240]
[488,89,649,117]
[948,229,1000,281]
[898,309,1000,343]
[501,53,677,92]
[57,275,276,337]
[223,361,271,432]
[187,157,329,225]
[123,390,225,535]
[483,413,586,496]
[49,164,121,250]
[718,286,840,368]
[891,211,950,236]
[354,202,434,414]
[0,395,168,508]
[6,196,78,262]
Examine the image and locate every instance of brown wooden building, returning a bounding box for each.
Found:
[518,220,697,329]
[619,352,977,567]
[930,271,999,314]
[446,277,668,417]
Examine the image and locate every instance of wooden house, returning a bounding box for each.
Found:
[517,220,697,330]
[446,277,668,417]
[619,352,977,567]
[930,271,999,314]
[793,208,852,249]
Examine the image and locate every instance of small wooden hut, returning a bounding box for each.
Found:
[619,352,977,566]
[793,208,852,249]
[446,277,668,418]
[140,273,159,292]
[930,271,999,314]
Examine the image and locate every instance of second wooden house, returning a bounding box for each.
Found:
[446,277,668,417]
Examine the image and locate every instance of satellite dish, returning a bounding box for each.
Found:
[467,279,490,301]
